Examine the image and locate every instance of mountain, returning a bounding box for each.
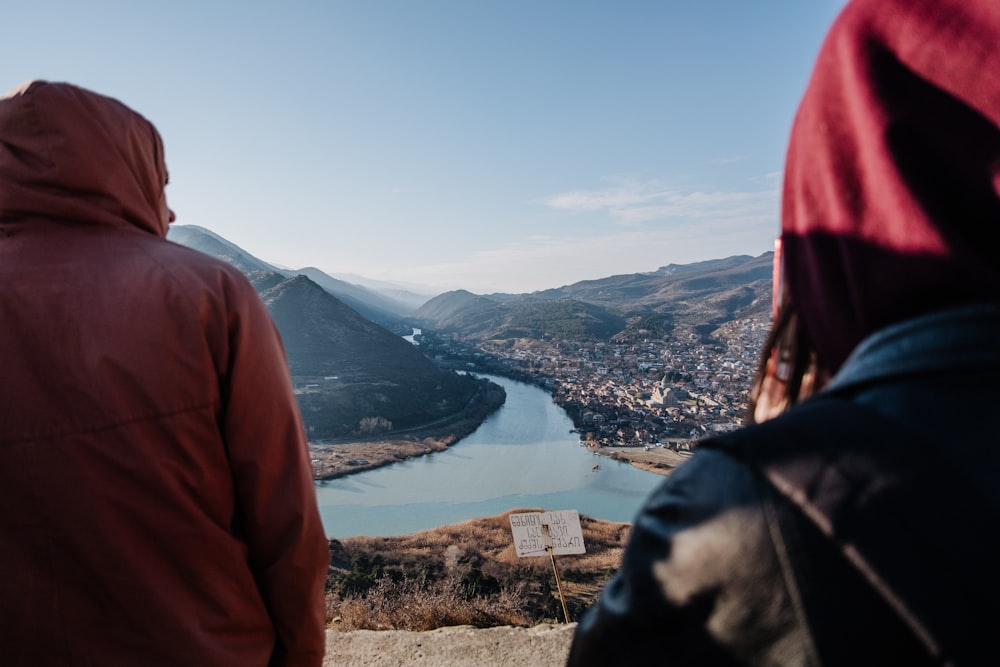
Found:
[654,255,767,277]
[168,222,773,430]
[167,225,421,326]
[415,291,627,342]
[167,224,280,275]
[326,272,436,311]
[259,275,494,437]
[534,253,772,307]
[260,275,432,379]
[290,266,418,328]
[413,253,773,343]
[413,290,504,327]
[168,225,495,439]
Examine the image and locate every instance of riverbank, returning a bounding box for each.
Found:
[311,438,695,482]
[309,379,506,480]
[309,378,699,482]
[310,434,457,480]
[592,444,694,476]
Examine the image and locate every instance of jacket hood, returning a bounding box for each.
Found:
[0,80,171,237]
[781,0,1000,372]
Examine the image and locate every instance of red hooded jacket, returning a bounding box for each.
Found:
[0,81,329,666]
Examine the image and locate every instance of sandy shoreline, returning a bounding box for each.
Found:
[310,433,692,482]
[309,434,459,480]
[592,444,693,476]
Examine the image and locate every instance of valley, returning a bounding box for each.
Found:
[168,224,776,484]
[167,223,780,650]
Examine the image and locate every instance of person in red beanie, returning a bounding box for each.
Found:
[567,0,1000,664]
[0,81,329,666]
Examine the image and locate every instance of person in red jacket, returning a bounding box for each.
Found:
[0,81,329,666]
[568,0,1000,664]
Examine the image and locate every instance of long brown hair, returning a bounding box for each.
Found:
[747,299,828,424]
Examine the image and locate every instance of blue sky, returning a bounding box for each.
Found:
[3,1,848,294]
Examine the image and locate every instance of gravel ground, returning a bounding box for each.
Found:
[324,623,576,666]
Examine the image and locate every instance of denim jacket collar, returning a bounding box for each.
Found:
[825,303,1000,394]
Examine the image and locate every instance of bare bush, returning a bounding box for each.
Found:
[332,575,531,631]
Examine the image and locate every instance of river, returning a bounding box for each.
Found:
[315,374,666,538]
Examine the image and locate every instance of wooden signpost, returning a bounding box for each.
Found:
[509,509,586,623]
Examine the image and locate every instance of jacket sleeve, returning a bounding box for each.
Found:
[219,277,329,667]
[566,449,808,667]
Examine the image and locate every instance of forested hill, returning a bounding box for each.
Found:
[168,225,499,440]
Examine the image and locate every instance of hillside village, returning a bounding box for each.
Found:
[417,313,770,450]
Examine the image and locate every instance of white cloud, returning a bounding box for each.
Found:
[543,179,778,229]
[395,218,776,295]
[708,155,749,165]
[313,178,781,295]
[544,182,670,213]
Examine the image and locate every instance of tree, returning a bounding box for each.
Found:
[359,416,392,433]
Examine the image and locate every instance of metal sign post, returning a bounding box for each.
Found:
[509,510,586,624]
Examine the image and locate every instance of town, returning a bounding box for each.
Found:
[415,313,771,452]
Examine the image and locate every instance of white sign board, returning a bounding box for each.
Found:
[509,509,586,557]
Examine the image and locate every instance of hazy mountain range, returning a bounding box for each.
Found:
[413,255,773,343]
[167,224,773,436]
[167,225,490,439]
[167,225,427,327]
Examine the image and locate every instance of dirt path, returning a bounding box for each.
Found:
[324,624,576,667]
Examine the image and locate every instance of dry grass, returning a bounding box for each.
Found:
[332,576,532,631]
[326,510,631,631]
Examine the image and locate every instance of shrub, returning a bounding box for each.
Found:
[325,511,631,630]
[332,574,531,631]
